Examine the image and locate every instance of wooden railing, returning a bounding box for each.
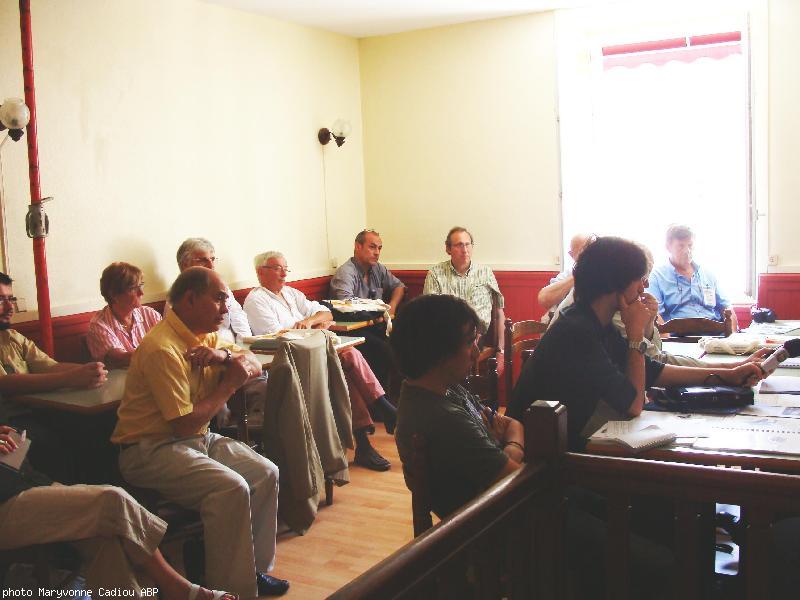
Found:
[329,401,800,600]
[329,461,563,599]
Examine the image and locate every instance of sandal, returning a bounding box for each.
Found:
[188,583,238,600]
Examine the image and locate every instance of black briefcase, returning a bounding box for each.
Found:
[647,385,754,413]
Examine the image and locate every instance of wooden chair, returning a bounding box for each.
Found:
[503,318,547,395]
[472,301,503,375]
[657,309,735,342]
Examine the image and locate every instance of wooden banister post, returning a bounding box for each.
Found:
[524,400,567,599]
[524,400,568,462]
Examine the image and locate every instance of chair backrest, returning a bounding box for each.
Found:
[504,318,548,397]
[465,357,499,411]
[408,433,434,537]
[657,310,734,341]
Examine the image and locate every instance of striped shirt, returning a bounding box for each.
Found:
[423,261,504,332]
[87,305,162,361]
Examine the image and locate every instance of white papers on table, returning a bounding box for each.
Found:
[780,357,800,369]
[741,405,800,418]
[694,432,800,455]
[694,415,800,455]
[759,376,800,395]
[745,321,800,336]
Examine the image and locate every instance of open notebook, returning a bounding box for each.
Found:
[590,421,676,453]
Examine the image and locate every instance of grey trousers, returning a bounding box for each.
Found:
[119,433,279,600]
[0,484,167,595]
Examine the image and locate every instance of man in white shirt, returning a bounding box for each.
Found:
[244,251,397,471]
[175,238,252,344]
[537,233,593,323]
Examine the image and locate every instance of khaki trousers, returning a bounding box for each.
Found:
[0,484,167,596]
[119,433,279,600]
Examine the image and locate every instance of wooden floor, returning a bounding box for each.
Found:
[268,428,414,599]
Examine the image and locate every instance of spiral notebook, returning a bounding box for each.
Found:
[590,422,676,453]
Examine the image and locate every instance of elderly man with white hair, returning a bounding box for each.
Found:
[175,237,252,344]
[244,251,397,472]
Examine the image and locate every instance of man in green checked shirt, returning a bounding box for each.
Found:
[423,227,505,355]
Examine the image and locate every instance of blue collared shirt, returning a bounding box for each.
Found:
[646,261,730,321]
[329,257,404,302]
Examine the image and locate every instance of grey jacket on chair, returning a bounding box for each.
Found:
[261,330,353,534]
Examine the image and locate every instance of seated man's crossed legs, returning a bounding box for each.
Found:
[338,347,396,471]
[0,484,165,595]
[119,433,282,599]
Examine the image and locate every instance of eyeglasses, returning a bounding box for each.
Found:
[190,256,217,265]
[260,265,291,273]
[127,283,145,293]
[0,295,18,310]
[449,242,473,250]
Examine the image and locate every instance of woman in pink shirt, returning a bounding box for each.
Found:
[87,262,161,368]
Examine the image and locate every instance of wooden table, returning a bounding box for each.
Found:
[586,341,800,473]
[10,369,128,415]
[9,336,366,414]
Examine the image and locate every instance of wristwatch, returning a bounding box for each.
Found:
[628,339,647,355]
[222,348,233,364]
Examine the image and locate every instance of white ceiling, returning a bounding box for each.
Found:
[202,0,609,38]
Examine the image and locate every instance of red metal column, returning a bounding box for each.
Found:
[19,0,54,356]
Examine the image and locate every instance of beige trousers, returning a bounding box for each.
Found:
[119,433,279,600]
[0,484,167,595]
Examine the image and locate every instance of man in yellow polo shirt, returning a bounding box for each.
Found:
[112,267,289,598]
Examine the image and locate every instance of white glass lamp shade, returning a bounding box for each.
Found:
[0,98,30,130]
[330,118,352,139]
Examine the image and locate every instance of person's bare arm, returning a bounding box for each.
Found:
[294,310,334,329]
[169,356,254,437]
[492,456,522,483]
[537,275,574,309]
[0,362,107,395]
[619,293,651,417]
[656,362,764,388]
[102,348,133,369]
[388,286,405,317]
[482,410,525,462]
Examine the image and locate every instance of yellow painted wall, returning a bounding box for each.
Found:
[768,0,800,272]
[0,0,365,319]
[358,14,562,271]
[2,0,798,323]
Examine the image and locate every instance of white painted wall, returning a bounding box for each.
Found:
[0,0,365,319]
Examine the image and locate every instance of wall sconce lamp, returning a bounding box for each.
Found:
[0,98,30,146]
[318,118,352,147]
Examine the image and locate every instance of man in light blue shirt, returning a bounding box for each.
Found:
[646,224,738,330]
